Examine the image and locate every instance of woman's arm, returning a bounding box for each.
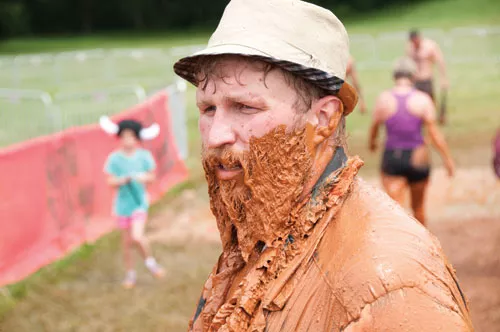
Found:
[134,171,155,184]
[368,93,387,152]
[423,98,455,176]
[107,175,130,188]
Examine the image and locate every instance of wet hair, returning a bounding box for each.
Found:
[409,29,420,40]
[193,55,331,113]
[117,119,142,139]
[393,71,414,80]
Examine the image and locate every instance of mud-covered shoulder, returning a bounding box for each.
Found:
[314,178,468,324]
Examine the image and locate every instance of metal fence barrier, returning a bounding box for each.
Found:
[1,25,499,149]
[2,26,498,89]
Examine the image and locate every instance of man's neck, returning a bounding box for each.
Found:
[298,140,341,202]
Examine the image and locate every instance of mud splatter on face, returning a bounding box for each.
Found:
[202,125,313,261]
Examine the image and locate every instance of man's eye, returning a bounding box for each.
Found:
[203,106,216,114]
[239,104,259,113]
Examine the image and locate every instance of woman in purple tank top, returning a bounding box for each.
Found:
[494,128,500,179]
[369,57,455,226]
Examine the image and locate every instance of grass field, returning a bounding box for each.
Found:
[1,0,500,330]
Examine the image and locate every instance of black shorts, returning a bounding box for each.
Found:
[415,79,435,101]
[382,149,430,183]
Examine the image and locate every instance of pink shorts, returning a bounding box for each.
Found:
[117,210,147,230]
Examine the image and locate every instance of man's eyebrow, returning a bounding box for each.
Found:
[222,93,268,105]
[196,100,210,108]
[196,92,269,108]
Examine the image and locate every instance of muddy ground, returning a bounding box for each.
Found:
[1,167,499,331]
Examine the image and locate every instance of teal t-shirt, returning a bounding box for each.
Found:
[104,148,156,217]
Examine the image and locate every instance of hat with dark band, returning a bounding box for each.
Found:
[173,0,358,115]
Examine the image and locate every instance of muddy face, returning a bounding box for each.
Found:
[197,57,312,261]
[197,57,343,261]
[203,126,312,261]
[197,59,311,260]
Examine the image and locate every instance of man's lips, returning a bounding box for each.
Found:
[216,163,243,180]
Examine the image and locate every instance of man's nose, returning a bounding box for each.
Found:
[206,110,236,149]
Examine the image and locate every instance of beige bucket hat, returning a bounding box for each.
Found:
[174,0,358,114]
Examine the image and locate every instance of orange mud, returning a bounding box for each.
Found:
[149,166,499,331]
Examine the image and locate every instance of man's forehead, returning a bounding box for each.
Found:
[196,86,266,102]
[195,57,286,97]
[196,57,269,83]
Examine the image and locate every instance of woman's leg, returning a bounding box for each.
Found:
[409,145,431,225]
[409,179,429,226]
[120,223,133,271]
[130,212,151,259]
[381,173,408,207]
[130,211,165,278]
[121,225,137,288]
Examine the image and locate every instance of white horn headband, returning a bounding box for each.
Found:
[99,116,119,135]
[140,123,160,140]
[99,115,160,140]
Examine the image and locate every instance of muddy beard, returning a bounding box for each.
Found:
[202,125,313,262]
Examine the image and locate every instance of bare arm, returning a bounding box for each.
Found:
[368,94,386,151]
[424,99,455,176]
[135,170,155,184]
[107,174,130,188]
[369,121,380,152]
[346,58,366,114]
[349,62,362,97]
[427,121,455,176]
[350,64,367,114]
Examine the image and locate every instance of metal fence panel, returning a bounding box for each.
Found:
[448,27,500,64]
[0,89,55,146]
[12,54,56,89]
[1,27,499,89]
[54,49,109,87]
[54,85,147,130]
[166,81,189,160]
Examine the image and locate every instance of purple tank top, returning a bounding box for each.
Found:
[385,90,424,150]
[493,130,500,178]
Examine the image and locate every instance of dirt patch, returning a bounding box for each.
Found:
[432,217,500,332]
[148,187,219,244]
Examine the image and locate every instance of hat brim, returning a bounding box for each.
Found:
[174,44,358,115]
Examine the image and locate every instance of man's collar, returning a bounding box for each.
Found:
[311,147,348,198]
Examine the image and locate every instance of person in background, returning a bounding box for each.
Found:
[494,128,500,179]
[346,56,367,114]
[100,116,165,289]
[407,29,449,124]
[369,57,455,226]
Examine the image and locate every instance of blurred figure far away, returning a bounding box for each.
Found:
[100,116,165,289]
[346,56,367,114]
[494,128,500,179]
[368,57,455,226]
[407,29,449,125]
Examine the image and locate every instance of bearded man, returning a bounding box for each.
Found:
[174,0,474,331]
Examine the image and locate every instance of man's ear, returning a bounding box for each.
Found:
[309,96,343,146]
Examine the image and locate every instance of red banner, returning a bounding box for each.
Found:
[0,92,188,286]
